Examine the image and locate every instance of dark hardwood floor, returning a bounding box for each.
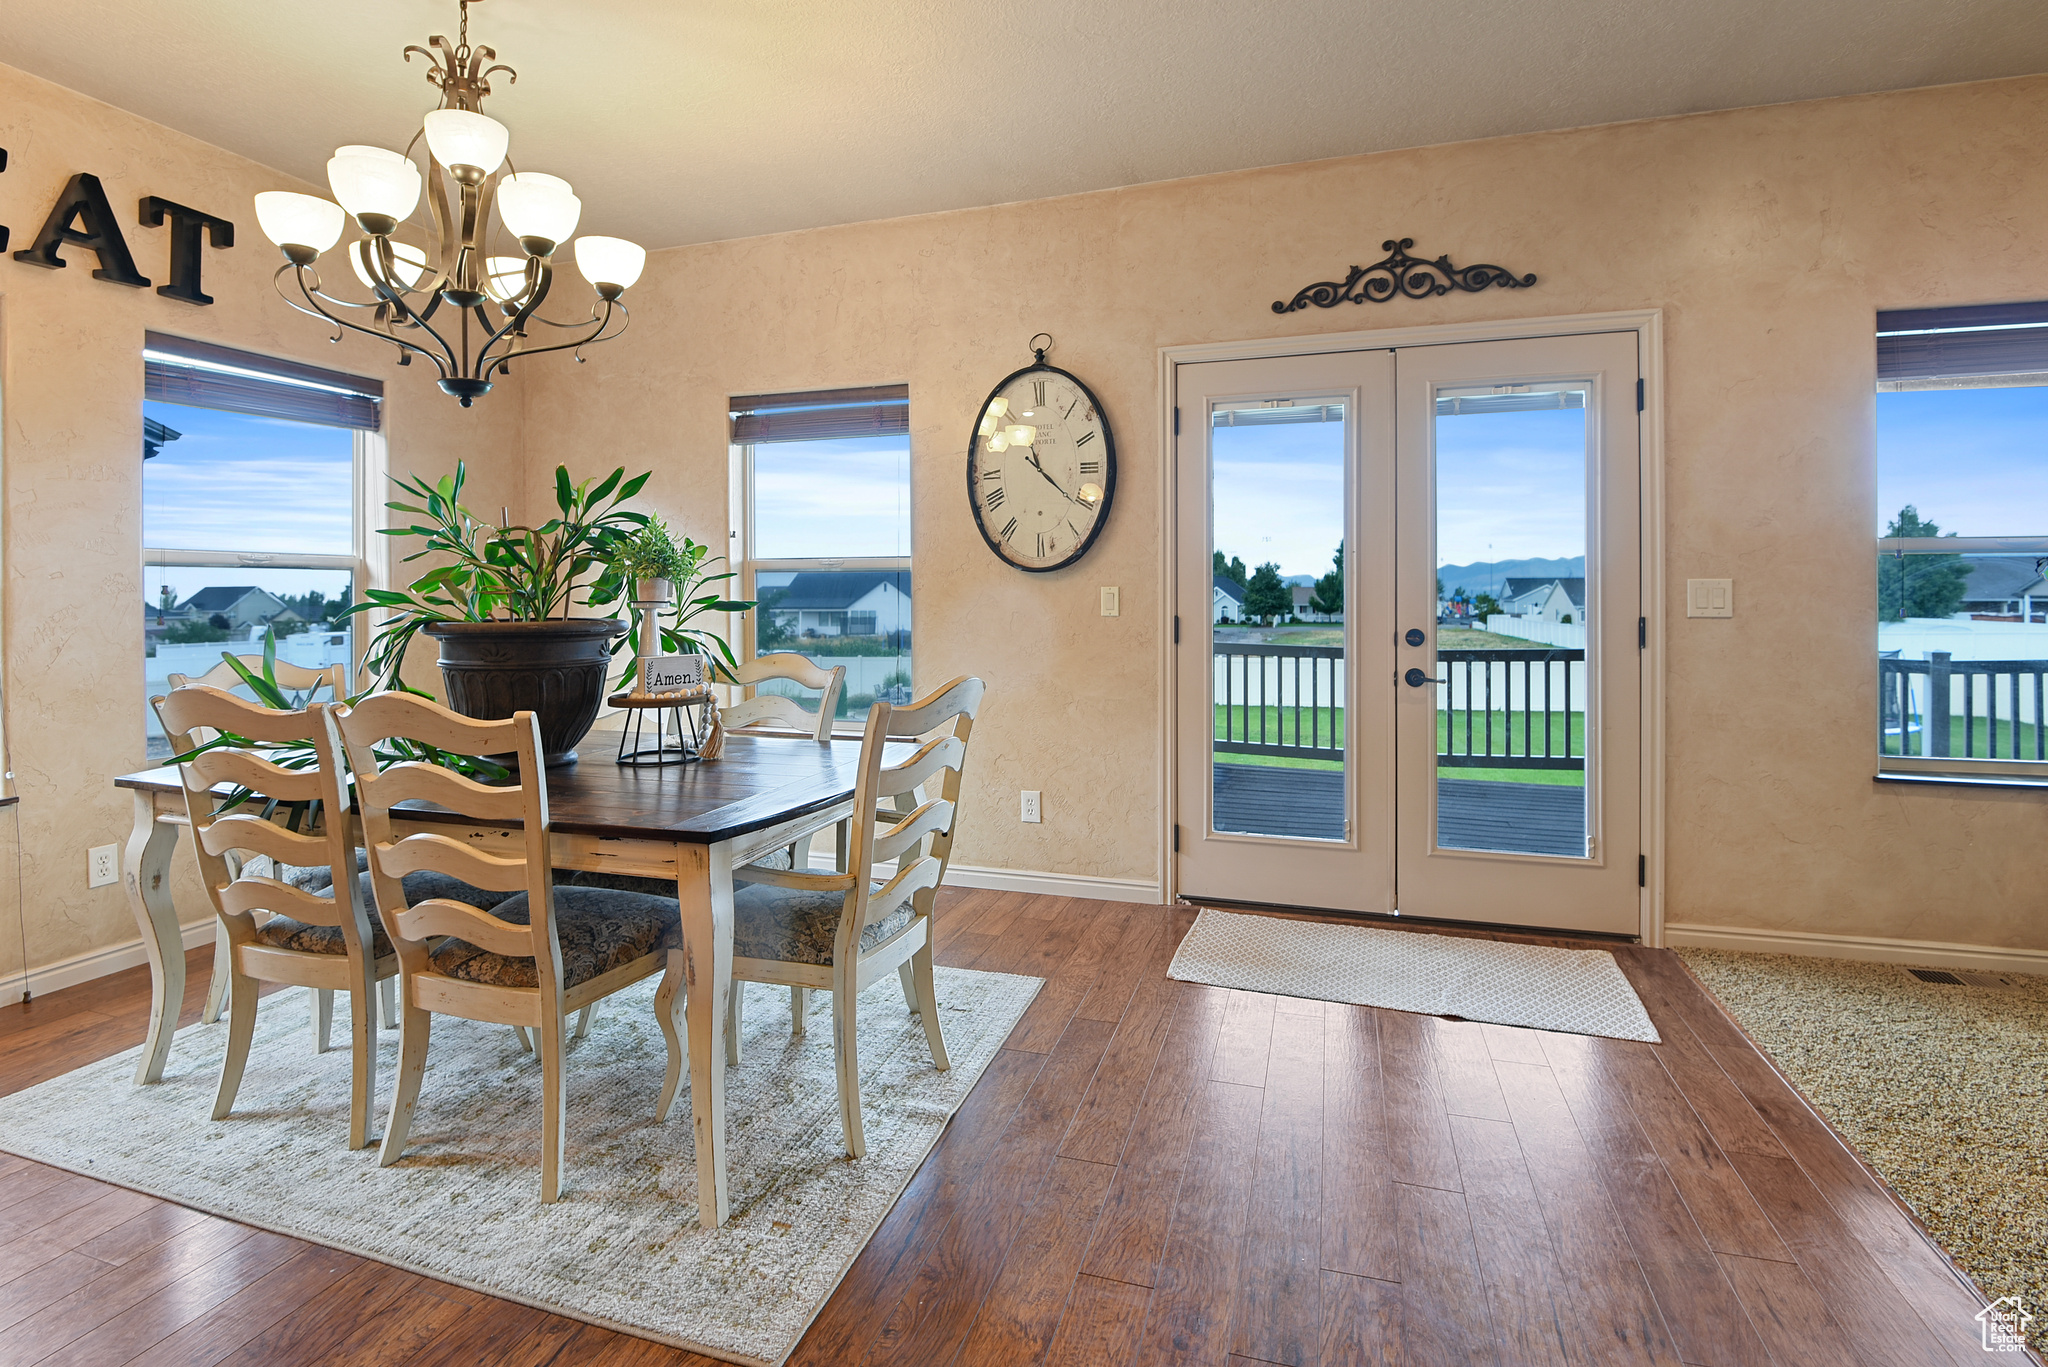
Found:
[0,891,2009,1366]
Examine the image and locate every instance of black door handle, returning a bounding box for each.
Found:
[1404,628,1427,647]
[1404,668,1430,687]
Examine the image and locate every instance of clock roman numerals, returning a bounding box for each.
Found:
[971,360,1110,570]
[1080,459,1101,476]
[1036,532,1049,558]
[1001,516,1018,542]
[1033,379,1046,406]
[983,486,1005,509]
[1075,430,1096,446]
[1063,398,1078,420]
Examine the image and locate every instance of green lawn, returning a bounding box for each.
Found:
[1882,716,2046,761]
[1215,705,1586,785]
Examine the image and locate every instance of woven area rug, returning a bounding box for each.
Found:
[1170,908,1659,1042]
[1678,948,2048,1355]
[0,967,1039,1366]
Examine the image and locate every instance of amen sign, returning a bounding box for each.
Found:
[642,653,707,696]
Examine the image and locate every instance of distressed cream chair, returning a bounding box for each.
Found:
[335,692,687,1203]
[168,654,351,1029]
[156,685,391,1149]
[722,653,846,742]
[724,676,984,1157]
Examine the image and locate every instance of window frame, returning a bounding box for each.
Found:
[142,342,386,702]
[730,420,913,736]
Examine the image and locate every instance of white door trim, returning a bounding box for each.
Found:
[1156,308,1667,945]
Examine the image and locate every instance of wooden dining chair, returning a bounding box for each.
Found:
[333,691,688,1203]
[722,652,846,743]
[155,685,391,1150]
[723,675,985,1158]
[168,654,350,1029]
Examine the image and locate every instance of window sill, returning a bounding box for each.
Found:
[1875,771,2048,792]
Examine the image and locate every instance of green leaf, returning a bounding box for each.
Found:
[554,465,574,516]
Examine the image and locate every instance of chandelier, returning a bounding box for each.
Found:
[251,0,644,406]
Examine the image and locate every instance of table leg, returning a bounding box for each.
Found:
[676,840,734,1228]
[124,793,185,1085]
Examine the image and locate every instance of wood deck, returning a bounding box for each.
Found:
[0,891,2004,1367]
[1214,762,1587,857]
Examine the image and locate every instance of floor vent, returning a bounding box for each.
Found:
[1905,967,2026,989]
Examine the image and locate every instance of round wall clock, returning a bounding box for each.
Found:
[966,335,1116,572]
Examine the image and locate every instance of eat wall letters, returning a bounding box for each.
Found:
[0,151,235,305]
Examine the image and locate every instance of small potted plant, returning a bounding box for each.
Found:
[587,517,753,692]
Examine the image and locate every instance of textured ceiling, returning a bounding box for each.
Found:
[6,0,2048,250]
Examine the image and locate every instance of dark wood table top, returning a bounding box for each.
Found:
[116,732,908,844]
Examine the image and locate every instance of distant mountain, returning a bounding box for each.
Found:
[1283,575,1317,588]
[1437,556,1585,596]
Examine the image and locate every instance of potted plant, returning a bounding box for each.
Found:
[588,515,753,692]
[350,462,655,766]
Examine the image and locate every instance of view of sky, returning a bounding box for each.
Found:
[752,435,911,560]
[143,401,354,556]
[1212,418,1346,579]
[1876,386,2048,538]
[1209,404,1589,578]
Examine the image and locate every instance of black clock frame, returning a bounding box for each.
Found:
[965,360,1117,573]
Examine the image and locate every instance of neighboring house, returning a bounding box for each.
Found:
[174,586,301,630]
[763,572,909,637]
[1290,584,1338,622]
[1957,555,2048,620]
[1500,577,1587,623]
[1214,574,1246,623]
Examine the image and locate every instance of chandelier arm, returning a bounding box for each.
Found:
[472,260,557,370]
[480,300,624,380]
[351,265,470,371]
[274,265,455,380]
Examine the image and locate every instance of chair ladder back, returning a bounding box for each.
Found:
[168,657,349,702]
[331,694,564,993]
[829,702,898,962]
[879,676,984,885]
[156,685,365,949]
[728,653,847,742]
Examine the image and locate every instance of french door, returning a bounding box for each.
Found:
[1173,332,1643,936]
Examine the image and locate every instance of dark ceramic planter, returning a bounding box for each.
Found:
[425,618,627,766]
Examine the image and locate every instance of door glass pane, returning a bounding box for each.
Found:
[1209,397,1347,839]
[1433,384,1589,857]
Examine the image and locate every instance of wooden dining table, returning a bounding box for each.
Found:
[115,731,904,1227]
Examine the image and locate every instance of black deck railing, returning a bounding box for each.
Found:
[1879,651,2048,759]
[1212,643,1585,770]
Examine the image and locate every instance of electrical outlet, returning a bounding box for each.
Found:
[1020,790,1042,824]
[1100,586,1120,617]
[88,844,119,889]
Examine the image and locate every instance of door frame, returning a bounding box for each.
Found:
[1156,309,1667,945]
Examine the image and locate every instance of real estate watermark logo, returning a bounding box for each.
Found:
[1976,1295,2032,1353]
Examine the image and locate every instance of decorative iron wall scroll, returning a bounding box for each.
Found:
[1273,238,1535,314]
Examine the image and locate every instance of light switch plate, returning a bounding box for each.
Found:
[1687,578,1733,618]
[1100,587,1120,617]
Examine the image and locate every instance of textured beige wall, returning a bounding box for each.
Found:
[520,75,2048,952]
[0,62,526,982]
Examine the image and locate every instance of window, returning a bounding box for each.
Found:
[1875,303,2048,778]
[733,385,911,724]
[143,333,384,760]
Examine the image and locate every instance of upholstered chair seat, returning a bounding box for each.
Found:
[732,882,906,967]
[428,887,683,990]
[256,912,394,959]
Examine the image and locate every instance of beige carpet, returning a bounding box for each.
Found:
[0,967,1039,1366]
[1678,949,2047,1355]
[1171,907,1660,1041]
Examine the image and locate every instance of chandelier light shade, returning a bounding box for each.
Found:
[255,192,347,255]
[497,172,581,249]
[573,236,646,292]
[258,0,644,406]
[420,109,510,174]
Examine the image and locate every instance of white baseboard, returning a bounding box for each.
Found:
[943,863,1164,905]
[17,918,217,1001]
[1665,922,2048,976]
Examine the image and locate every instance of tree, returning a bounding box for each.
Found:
[1878,505,1971,621]
[1212,550,1248,588]
[1310,542,1344,617]
[1245,561,1290,624]
[1472,591,1502,621]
